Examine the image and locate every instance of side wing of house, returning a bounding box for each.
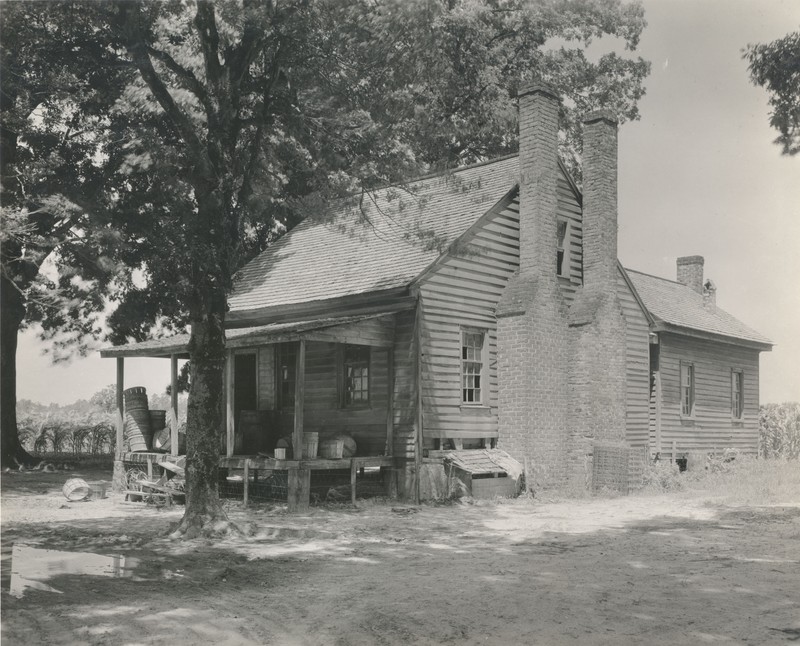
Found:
[654,333,761,456]
[616,267,652,448]
[415,164,584,450]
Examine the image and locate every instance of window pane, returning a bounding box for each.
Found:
[461,330,485,404]
[344,345,370,406]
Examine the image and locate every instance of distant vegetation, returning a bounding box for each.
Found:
[759,402,800,459]
[16,385,186,460]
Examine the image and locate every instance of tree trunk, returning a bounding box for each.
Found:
[170,275,235,538]
[0,274,37,468]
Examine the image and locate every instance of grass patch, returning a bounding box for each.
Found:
[640,456,800,505]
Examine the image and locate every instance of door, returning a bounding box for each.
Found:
[234,353,258,453]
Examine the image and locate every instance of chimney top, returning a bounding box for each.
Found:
[677,256,704,294]
[518,81,560,102]
[583,109,618,127]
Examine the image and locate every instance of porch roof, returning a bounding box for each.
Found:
[99,313,391,359]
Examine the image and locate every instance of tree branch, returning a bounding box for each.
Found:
[117,2,211,178]
[145,45,213,115]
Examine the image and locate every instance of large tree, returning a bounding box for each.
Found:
[744,31,800,156]
[0,2,134,468]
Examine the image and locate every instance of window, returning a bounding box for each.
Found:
[343,345,370,407]
[731,370,744,419]
[276,343,297,410]
[556,219,569,276]
[680,361,695,417]
[461,330,485,404]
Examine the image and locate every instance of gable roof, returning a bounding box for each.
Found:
[625,269,772,348]
[229,156,521,318]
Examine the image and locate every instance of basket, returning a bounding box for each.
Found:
[149,410,167,431]
[302,432,319,459]
[320,438,345,459]
[125,410,152,451]
[123,386,148,410]
[62,478,90,502]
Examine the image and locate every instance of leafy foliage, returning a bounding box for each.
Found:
[744,32,800,156]
[759,402,800,459]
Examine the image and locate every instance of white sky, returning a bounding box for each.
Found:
[16,0,800,405]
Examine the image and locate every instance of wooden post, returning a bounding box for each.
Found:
[243,459,250,508]
[414,300,423,506]
[112,357,126,493]
[288,467,310,512]
[654,371,662,455]
[115,358,124,459]
[386,347,394,456]
[293,339,306,459]
[350,458,358,506]
[146,458,153,481]
[170,355,179,456]
[288,339,308,512]
[226,349,234,457]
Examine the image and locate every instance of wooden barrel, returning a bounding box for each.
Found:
[123,386,148,410]
[125,410,151,451]
[149,410,167,431]
[62,478,90,502]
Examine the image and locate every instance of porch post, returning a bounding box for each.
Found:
[112,357,125,492]
[288,338,309,512]
[170,354,179,456]
[226,349,234,457]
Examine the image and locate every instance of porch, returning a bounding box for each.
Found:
[101,312,415,510]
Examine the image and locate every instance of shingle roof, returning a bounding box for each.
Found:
[229,156,520,313]
[625,269,772,346]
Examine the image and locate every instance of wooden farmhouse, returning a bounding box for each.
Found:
[102,83,771,507]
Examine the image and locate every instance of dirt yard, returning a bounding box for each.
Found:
[2,466,799,645]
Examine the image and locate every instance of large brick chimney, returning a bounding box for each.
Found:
[496,83,569,486]
[567,110,627,489]
[677,255,704,293]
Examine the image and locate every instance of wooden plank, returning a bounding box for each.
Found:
[351,458,358,505]
[226,349,234,457]
[293,339,306,459]
[386,347,394,457]
[115,358,124,460]
[170,354,179,457]
[243,459,249,507]
[414,298,423,506]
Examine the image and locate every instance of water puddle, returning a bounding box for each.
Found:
[6,544,139,598]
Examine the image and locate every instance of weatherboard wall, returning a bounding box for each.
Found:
[654,332,760,455]
[416,166,585,447]
[617,269,651,448]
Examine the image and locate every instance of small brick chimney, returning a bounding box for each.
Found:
[677,256,704,293]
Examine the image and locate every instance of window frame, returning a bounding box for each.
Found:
[680,360,695,419]
[556,217,570,277]
[341,344,371,409]
[275,343,298,411]
[731,369,744,420]
[461,328,487,406]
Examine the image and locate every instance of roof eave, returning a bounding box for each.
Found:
[652,321,773,351]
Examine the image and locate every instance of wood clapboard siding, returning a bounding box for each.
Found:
[657,332,760,455]
[392,309,417,458]
[418,202,515,443]
[417,167,583,444]
[257,347,275,410]
[617,269,651,447]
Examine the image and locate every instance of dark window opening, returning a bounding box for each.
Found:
[343,345,370,407]
[276,343,297,410]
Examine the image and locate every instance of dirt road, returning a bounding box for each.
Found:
[2,468,799,645]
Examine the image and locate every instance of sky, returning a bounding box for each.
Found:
[15,0,800,406]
